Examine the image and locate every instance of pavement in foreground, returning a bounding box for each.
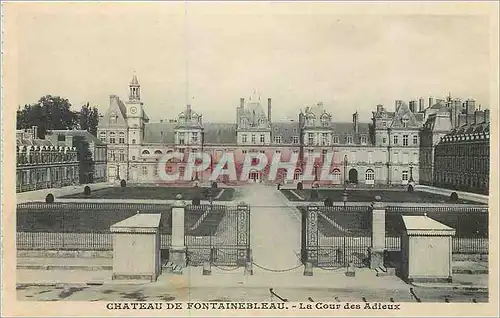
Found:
[16,267,488,302]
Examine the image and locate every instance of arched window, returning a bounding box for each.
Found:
[365,169,375,185]
[142,149,150,155]
[154,150,162,155]
[332,169,341,181]
[294,169,302,180]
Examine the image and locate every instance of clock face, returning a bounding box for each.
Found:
[130,107,137,114]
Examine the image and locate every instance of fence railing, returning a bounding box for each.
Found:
[16,202,250,267]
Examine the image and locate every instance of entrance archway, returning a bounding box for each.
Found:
[348,168,358,184]
[249,170,260,182]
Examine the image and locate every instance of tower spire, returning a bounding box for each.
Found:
[129,73,140,101]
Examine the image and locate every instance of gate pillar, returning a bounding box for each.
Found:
[305,204,319,266]
[369,196,386,269]
[236,202,250,266]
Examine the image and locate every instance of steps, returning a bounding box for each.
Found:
[375,266,396,277]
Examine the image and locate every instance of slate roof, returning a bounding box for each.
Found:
[203,123,238,145]
[143,122,238,145]
[49,130,106,146]
[98,95,128,129]
[271,121,300,144]
[143,122,176,144]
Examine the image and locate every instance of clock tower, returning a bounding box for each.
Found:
[126,74,145,146]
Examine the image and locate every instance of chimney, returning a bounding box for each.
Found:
[32,126,38,140]
[474,110,485,125]
[353,112,359,134]
[465,99,476,115]
[484,109,490,123]
[376,104,383,113]
[419,98,425,112]
[409,100,417,112]
[429,97,434,108]
[395,100,403,111]
[268,98,272,122]
[240,98,245,108]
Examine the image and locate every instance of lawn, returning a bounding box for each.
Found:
[61,186,236,201]
[313,208,488,238]
[16,202,228,236]
[281,189,478,204]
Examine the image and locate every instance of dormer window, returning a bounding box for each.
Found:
[361,136,367,144]
[346,136,353,144]
[321,115,329,127]
[109,112,117,125]
[402,117,409,128]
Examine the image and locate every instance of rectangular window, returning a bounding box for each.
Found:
[132,139,136,144]
[402,170,408,181]
[403,135,408,146]
[119,151,125,161]
[260,134,265,143]
[332,136,339,144]
[109,137,116,144]
[275,149,281,154]
[321,133,328,146]
[192,132,198,144]
[308,149,314,153]
[393,136,398,145]
[242,134,248,143]
[179,133,185,145]
[322,149,328,155]
[119,137,125,144]
[308,133,314,145]
[413,135,418,145]
[274,136,282,144]
[368,151,373,163]
[346,136,353,144]
[260,150,265,154]
[109,150,116,161]
[99,132,106,142]
[382,137,387,144]
[361,136,367,144]
[132,156,136,160]
[251,134,256,143]
[242,150,247,154]
[292,136,299,144]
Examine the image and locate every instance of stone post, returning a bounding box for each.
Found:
[370,195,385,269]
[236,202,250,266]
[169,194,187,267]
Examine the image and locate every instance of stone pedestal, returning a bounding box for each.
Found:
[401,215,456,283]
[170,195,187,267]
[110,214,162,282]
[369,248,385,270]
[370,197,386,269]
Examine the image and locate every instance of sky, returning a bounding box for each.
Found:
[13,2,492,123]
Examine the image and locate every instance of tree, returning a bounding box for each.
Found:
[16,95,77,139]
[16,95,100,138]
[79,103,100,136]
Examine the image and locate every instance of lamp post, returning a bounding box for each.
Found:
[343,155,348,190]
[409,162,414,183]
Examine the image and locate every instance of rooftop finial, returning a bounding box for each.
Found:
[130,72,139,86]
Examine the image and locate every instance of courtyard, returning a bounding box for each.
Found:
[61,186,237,201]
[281,188,481,204]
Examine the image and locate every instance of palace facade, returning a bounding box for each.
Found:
[16,127,79,192]
[100,76,478,187]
